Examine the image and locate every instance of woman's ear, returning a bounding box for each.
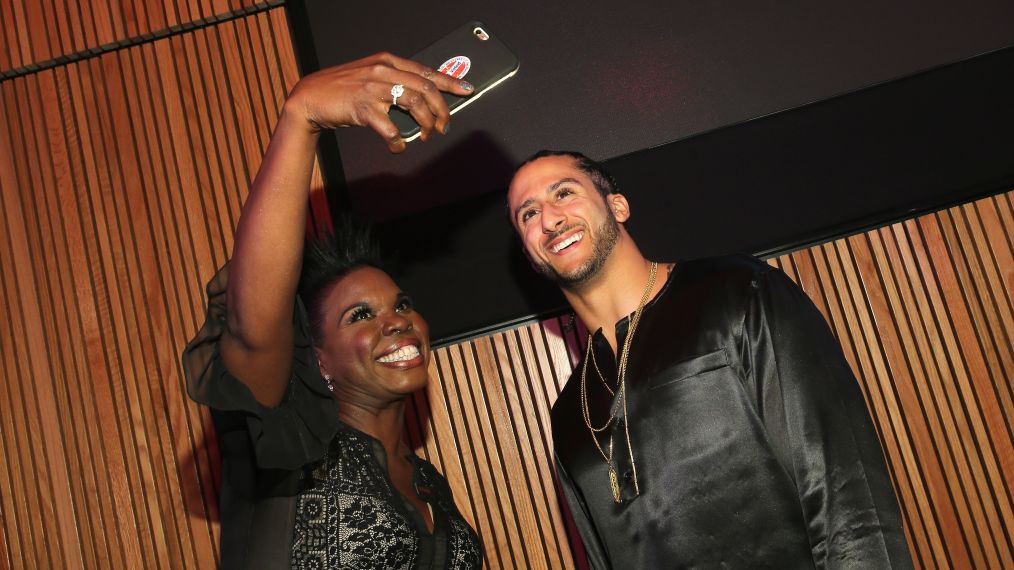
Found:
[315,349,336,392]
[314,347,330,378]
[607,193,631,223]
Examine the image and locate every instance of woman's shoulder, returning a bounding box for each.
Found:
[183,262,340,471]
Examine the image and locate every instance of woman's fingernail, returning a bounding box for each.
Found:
[443,123,450,134]
[460,81,474,91]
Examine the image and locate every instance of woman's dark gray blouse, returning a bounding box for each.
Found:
[182,264,481,569]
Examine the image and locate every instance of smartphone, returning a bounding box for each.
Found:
[390,21,519,141]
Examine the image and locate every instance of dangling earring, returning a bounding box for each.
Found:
[320,364,335,392]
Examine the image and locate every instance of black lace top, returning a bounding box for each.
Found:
[182,264,482,569]
[290,424,482,569]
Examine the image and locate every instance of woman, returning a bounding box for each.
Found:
[182,53,482,569]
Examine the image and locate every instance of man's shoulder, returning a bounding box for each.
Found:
[653,254,779,325]
[675,253,776,288]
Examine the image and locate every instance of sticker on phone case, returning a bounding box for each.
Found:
[438,56,471,79]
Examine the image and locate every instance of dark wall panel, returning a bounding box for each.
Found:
[294,0,1014,220]
[369,47,1014,342]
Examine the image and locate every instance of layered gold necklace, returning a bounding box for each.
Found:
[579,261,658,503]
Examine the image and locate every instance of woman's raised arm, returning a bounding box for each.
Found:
[219,53,473,406]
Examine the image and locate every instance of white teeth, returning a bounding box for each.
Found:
[377,345,421,363]
[551,232,583,253]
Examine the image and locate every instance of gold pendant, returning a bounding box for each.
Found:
[608,466,621,503]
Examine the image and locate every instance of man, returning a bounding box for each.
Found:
[507,150,913,569]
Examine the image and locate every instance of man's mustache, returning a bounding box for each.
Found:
[544,223,584,244]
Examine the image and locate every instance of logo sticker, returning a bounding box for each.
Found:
[438,56,471,79]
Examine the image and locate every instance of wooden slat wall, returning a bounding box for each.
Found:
[0,6,312,568]
[769,197,1014,569]
[409,317,586,569]
[1,0,1012,566]
[0,0,272,75]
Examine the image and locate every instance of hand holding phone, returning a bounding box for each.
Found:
[390,21,519,142]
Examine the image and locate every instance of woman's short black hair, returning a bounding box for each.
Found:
[298,219,384,343]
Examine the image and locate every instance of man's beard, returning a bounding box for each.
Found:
[533,213,621,288]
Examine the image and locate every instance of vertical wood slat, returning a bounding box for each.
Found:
[2,75,66,570]
[0,0,272,75]
[0,7,299,568]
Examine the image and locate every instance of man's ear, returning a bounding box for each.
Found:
[607,193,631,223]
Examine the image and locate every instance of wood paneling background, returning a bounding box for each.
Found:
[0,0,278,77]
[1,1,1012,567]
[0,4,309,568]
[769,201,1014,569]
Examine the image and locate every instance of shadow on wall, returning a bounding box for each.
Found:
[354,132,568,341]
[179,413,222,525]
[345,131,520,222]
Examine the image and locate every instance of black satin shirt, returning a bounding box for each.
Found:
[553,255,913,569]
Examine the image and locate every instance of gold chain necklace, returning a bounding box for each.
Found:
[579,261,658,503]
[588,344,615,397]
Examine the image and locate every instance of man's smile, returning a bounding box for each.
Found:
[547,230,585,254]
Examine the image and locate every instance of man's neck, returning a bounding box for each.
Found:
[562,238,662,353]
